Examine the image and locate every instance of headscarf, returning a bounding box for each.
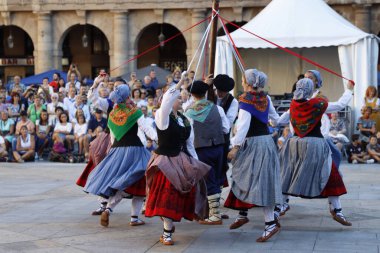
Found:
[293,78,314,100]
[109,84,130,104]
[244,69,267,88]
[307,70,322,88]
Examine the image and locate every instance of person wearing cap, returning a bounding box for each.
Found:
[184,78,230,225]
[213,74,239,208]
[224,69,282,242]
[145,72,210,246]
[84,84,157,228]
[276,70,354,226]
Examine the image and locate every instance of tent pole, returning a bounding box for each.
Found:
[207,0,220,103]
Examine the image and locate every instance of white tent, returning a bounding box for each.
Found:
[215,0,379,121]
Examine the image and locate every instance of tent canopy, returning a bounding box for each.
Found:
[21,69,67,86]
[218,0,373,49]
[216,0,379,122]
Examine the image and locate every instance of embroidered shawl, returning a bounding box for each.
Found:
[107,103,143,141]
[238,91,269,124]
[290,97,328,138]
[185,99,214,123]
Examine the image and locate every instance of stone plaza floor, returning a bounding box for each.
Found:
[0,161,379,253]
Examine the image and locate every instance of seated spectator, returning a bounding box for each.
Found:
[8,92,24,122]
[146,96,155,116]
[357,106,376,144]
[15,110,35,135]
[172,67,181,83]
[131,88,147,108]
[38,77,54,102]
[49,72,61,92]
[329,112,349,151]
[143,75,156,97]
[65,65,81,92]
[63,87,77,110]
[86,108,107,142]
[7,76,26,94]
[58,78,65,91]
[13,125,35,163]
[68,95,90,123]
[0,135,7,162]
[132,80,143,90]
[0,111,15,152]
[367,135,380,163]
[49,106,64,128]
[347,134,373,164]
[154,88,163,106]
[128,71,137,88]
[27,95,46,124]
[47,93,64,124]
[35,110,51,160]
[74,113,88,159]
[0,93,10,113]
[146,138,155,153]
[278,126,292,149]
[149,69,159,89]
[52,112,74,151]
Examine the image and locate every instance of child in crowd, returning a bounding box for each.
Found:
[277,126,292,149]
[74,114,88,157]
[366,135,380,163]
[346,134,374,164]
[146,96,155,117]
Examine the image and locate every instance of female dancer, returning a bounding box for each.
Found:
[85,84,157,227]
[225,69,282,242]
[145,73,210,245]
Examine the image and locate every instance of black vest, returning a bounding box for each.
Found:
[246,116,270,137]
[155,112,191,157]
[111,123,143,148]
[220,94,235,114]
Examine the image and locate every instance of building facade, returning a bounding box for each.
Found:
[0,0,378,82]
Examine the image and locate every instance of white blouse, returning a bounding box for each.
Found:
[54,122,73,134]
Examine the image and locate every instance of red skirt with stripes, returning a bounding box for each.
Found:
[145,170,196,222]
[320,162,347,197]
[125,176,146,197]
[224,191,256,210]
[76,159,95,187]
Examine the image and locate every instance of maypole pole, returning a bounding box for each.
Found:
[207,0,220,102]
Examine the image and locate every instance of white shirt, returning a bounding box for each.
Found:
[74,123,88,137]
[277,89,353,136]
[68,103,91,123]
[231,96,279,147]
[54,122,73,133]
[217,96,239,128]
[155,87,198,159]
[65,81,81,92]
[63,96,76,111]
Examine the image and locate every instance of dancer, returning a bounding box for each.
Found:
[145,73,210,245]
[84,84,157,227]
[280,78,352,226]
[185,79,230,225]
[277,70,353,226]
[225,69,282,242]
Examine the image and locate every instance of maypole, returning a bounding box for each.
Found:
[207,0,220,102]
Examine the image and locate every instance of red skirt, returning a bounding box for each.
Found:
[320,162,347,197]
[224,191,256,210]
[145,170,196,222]
[125,176,146,197]
[76,159,95,187]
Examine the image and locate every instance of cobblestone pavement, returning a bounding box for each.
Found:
[0,162,379,253]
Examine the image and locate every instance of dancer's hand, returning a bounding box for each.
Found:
[205,74,214,86]
[347,80,354,91]
[227,146,239,161]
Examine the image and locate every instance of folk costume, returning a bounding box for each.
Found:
[277,71,353,226]
[76,131,112,215]
[279,78,351,226]
[185,80,230,225]
[224,69,282,242]
[214,74,239,189]
[84,84,157,227]
[145,84,210,245]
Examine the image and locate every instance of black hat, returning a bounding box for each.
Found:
[188,80,209,95]
[214,74,234,92]
[95,108,103,114]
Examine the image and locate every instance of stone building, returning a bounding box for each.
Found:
[0,0,378,82]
